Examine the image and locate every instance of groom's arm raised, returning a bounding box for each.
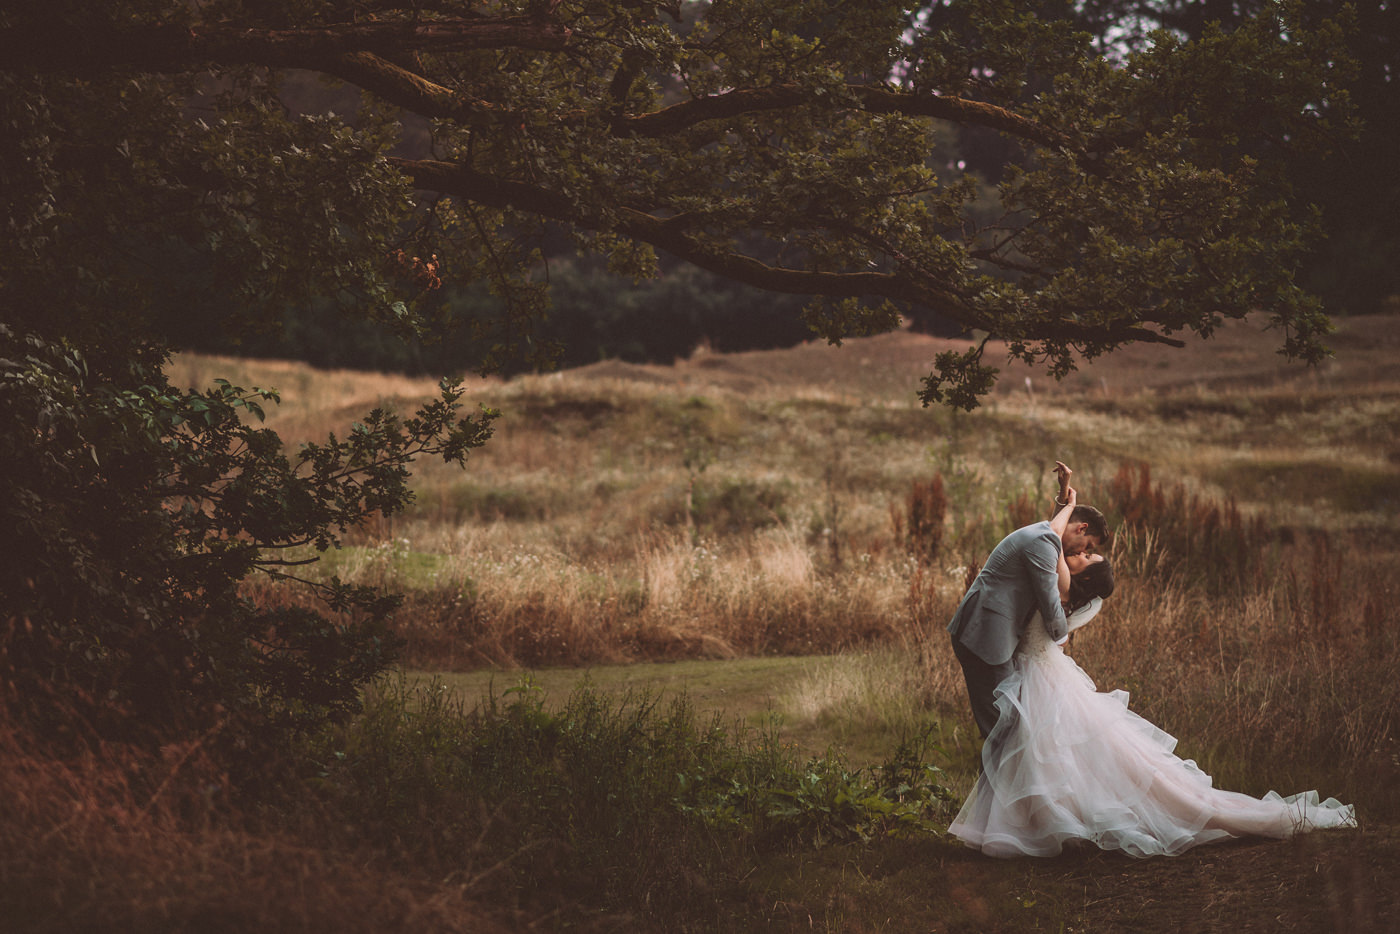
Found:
[1024,530,1070,644]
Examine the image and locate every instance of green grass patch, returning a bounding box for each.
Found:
[312,544,454,588]
[1212,459,1400,514]
[417,653,983,796]
[308,672,957,928]
[418,656,818,733]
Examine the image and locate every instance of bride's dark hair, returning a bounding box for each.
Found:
[1068,556,1114,611]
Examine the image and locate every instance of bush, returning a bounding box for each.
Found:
[0,325,495,755]
[686,478,790,534]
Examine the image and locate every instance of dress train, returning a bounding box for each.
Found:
[948,600,1357,858]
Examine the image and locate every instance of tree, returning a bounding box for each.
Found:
[1006,0,1398,319]
[3,0,1351,402]
[0,0,1351,748]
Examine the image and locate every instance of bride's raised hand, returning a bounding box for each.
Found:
[1053,461,1073,505]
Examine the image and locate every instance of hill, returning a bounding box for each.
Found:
[568,311,1400,401]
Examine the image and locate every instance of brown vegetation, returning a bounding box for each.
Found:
[0,719,517,934]
[8,312,1395,932]
[189,313,1400,814]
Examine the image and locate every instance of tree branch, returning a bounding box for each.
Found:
[615,83,1070,151]
[389,156,1184,349]
[0,18,1072,156]
[321,51,510,126]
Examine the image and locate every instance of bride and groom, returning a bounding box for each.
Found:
[946,464,1356,858]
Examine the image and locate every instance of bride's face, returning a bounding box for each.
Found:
[1067,553,1105,575]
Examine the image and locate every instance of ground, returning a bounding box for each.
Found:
[741,823,1398,932]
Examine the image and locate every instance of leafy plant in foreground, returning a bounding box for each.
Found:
[0,326,496,751]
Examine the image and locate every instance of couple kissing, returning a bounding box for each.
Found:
[945,462,1355,858]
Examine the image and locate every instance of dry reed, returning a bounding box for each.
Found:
[176,347,1398,822]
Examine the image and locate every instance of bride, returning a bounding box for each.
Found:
[949,468,1357,858]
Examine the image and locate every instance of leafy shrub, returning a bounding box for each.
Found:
[0,326,495,754]
[440,482,554,522]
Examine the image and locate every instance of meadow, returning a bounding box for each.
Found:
[7,314,1398,932]
[191,314,1400,797]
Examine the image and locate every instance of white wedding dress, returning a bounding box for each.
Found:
[949,599,1357,858]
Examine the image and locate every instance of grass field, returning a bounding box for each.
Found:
[177,313,1400,804]
[8,313,1397,932]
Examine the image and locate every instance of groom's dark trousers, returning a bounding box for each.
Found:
[946,521,1068,739]
[950,636,1014,739]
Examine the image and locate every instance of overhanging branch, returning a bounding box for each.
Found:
[0,18,1074,155]
[390,157,964,308]
[323,52,509,127]
[614,83,1070,151]
[390,156,1185,350]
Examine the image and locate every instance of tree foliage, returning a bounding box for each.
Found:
[0,325,495,747]
[0,0,1357,748]
[1055,0,1399,321]
[2,0,1354,398]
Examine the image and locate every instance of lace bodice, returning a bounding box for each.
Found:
[1020,597,1103,659]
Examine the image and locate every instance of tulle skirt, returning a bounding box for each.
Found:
[948,643,1357,858]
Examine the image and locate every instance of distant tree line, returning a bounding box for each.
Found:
[153,252,947,376]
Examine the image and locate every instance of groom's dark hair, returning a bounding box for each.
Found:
[1069,504,1108,542]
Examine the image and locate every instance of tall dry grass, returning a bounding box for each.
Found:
[12,339,1396,932]
[169,346,1400,823]
[248,524,946,669]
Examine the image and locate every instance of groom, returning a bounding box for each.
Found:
[947,504,1106,738]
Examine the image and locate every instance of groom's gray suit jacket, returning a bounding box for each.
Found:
[947,521,1069,666]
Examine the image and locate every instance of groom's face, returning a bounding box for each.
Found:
[1062,523,1101,557]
